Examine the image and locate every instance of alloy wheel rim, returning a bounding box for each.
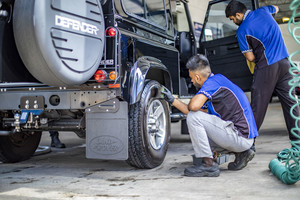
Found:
[147,99,166,150]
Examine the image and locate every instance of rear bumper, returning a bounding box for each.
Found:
[0,88,117,110]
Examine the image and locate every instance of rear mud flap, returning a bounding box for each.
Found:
[86,98,128,160]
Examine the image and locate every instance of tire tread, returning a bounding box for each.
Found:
[126,80,170,169]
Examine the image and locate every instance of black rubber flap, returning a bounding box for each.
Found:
[13,0,105,86]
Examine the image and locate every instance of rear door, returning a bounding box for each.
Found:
[199,0,258,91]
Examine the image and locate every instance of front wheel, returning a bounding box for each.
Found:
[127,80,171,169]
[0,131,42,163]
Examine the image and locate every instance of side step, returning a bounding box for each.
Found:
[171,112,186,122]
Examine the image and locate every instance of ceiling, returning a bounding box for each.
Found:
[259,0,294,23]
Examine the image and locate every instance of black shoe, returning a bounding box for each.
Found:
[184,162,220,177]
[250,143,256,152]
[51,140,66,148]
[192,155,203,166]
[228,149,255,170]
[50,132,66,148]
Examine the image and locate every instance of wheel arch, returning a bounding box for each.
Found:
[128,56,172,105]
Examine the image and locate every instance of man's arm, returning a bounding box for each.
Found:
[162,87,208,115]
[237,31,255,62]
[172,99,189,115]
[272,5,279,13]
[188,94,208,112]
[172,94,208,115]
[244,52,255,62]
[162,87,189,115]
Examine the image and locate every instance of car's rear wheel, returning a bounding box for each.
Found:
[127,80,171,169]
[0,131,42,163]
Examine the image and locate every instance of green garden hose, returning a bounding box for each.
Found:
[268,0,300,185]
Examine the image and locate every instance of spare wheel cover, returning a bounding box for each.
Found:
[13,0,105,86]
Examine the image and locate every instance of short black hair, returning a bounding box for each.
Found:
[186,54,211,77]
[225,0,247,18]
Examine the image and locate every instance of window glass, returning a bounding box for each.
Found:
[123,0,167,28]
[165,0,174,35]
[172,1,190,32]
[203,0,254,41]
[145,0,166,27]
[123,0,144,18]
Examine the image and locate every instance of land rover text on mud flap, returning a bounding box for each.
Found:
[0,0,257,169]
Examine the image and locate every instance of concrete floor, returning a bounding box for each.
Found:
[0,100,299,200]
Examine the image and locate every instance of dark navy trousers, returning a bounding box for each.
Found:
[251,58,300,141]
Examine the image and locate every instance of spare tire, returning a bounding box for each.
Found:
[13,0,105,86]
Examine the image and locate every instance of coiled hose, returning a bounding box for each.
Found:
[268,0,300,185]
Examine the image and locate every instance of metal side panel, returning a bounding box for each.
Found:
[86,98,128,160]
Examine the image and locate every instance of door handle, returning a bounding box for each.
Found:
[227,45,239,50]
[207,49,216,56]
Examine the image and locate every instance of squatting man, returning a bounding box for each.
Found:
[162,54,258,177]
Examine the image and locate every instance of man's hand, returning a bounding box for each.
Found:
[244,52,255,62]
[273,5,279,14]
[161,86,175,104]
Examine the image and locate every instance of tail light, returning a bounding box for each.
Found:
[109,71,118,81]
[106,27,116,37]
[94,70,107,82]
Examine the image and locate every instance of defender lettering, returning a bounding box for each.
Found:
[55,15,99,36]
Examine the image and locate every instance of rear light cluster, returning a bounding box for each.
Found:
[105,27,116,37]
[93,27,119,88]
[94,70,118,83]
[94,70,106,82]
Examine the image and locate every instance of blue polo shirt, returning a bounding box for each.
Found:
[237,6,289,69]
[197,73,258,139]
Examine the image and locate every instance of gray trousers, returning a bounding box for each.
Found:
[186,111,254,158]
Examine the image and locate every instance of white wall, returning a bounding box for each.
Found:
[187,0,211,46]
[280,23,300,62]
[188,0,210,24]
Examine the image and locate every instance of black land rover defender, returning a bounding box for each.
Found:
[0,0,257,169]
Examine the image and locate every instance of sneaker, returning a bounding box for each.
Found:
[228,149,255,170]
[184,162,220,177]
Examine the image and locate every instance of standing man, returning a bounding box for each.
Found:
[162,54,258,177]
[225,0,300,142]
